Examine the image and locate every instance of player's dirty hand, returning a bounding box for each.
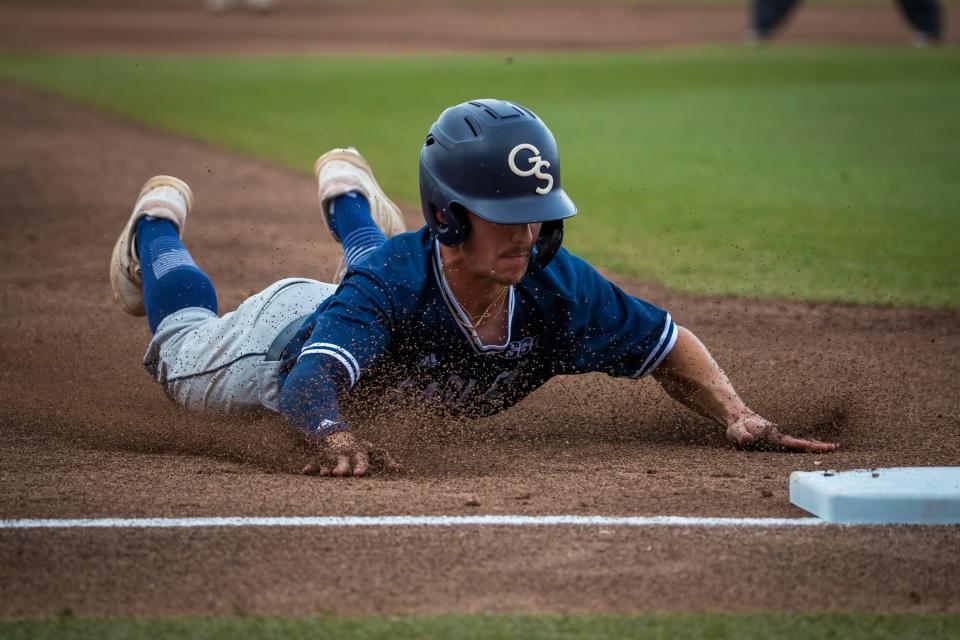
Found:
[726,415,839,453]
[302,431,402,477]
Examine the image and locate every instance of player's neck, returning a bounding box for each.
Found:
[438,245,510,326]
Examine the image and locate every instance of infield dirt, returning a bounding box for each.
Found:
[2,1,959,53]
[1,2,959,618]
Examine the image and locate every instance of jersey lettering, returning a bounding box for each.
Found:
[505,335,538,359]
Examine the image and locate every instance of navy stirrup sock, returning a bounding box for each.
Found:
[135,217,218,333]
[329,191,386,269]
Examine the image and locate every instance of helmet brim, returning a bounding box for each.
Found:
[457,188,577,225]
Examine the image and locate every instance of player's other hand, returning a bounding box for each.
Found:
[302,431,402,477]
[726,415,839,453]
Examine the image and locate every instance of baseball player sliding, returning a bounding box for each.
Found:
[110,99,838,477]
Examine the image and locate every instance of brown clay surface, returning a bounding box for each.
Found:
[2,82,959,617]
[1,2,958,54]
[1,1,959,617]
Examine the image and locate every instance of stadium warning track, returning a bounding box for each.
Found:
[2,515,835,529]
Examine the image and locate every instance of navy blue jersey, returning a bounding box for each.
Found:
[277,228,676,435]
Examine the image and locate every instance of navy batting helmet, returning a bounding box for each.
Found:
[419,99,577,267]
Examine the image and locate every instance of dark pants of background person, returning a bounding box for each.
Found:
[751,0,943,41]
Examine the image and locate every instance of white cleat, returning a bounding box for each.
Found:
[314,147,407,282]
[109,175,193,316]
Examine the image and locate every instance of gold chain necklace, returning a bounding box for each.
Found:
[441,261,509,329]
[467,285,509,328]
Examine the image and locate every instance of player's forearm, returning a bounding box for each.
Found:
[652,326,752,428]
[278,356,353,438]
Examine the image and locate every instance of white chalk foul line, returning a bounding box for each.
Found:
[0,515,827,529]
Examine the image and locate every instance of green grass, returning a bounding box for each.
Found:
[1,48,957,307]
[3,613,959,639]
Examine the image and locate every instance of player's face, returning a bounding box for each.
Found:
[462,212,542,285]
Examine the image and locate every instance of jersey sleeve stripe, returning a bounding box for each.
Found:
[300,342,361,376]
[631,313,676,379]
[641,320,678,378]
[297,348,357,387]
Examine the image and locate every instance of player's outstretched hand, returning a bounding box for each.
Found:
[726,415,839,453]
[302,431,402,477]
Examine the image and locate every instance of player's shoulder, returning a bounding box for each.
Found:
[524,247,604,302]
[542,247,599,279]
[341,227,433,295]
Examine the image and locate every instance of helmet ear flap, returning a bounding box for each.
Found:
[421,164,470,247]
[534,220,564,267]
[443,202,470,246]
[426,202,470,246]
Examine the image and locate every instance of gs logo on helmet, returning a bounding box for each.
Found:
[508,143,554,195]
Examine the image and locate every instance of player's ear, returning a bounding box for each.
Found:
[434,206,449,226]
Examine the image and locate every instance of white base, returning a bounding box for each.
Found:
[790,467,960,524]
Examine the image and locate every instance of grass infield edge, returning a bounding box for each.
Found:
[1,612,960,639]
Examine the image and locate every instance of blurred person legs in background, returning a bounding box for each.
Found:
[896,0,944,45]
[746,0,943,45]
[745,0,800,42]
